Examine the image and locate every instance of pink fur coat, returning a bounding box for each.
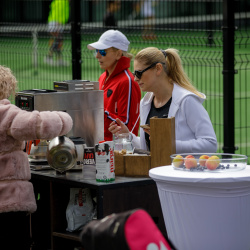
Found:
[0,99,73,213]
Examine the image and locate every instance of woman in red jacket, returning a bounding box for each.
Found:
[87,29,141,141]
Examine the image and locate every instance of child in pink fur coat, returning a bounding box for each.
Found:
[0,65,73,249]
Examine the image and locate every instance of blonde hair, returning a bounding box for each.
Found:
[134,47,203,98]
[122,51,133,60]
[111,47,133,60]
[0,65,17,100]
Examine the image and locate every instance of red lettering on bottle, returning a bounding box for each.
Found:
[109,148,114,172]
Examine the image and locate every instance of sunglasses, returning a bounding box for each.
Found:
[133,62,159,79]
[96,49,107,57]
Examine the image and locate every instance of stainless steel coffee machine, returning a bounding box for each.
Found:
[15,80,104,147]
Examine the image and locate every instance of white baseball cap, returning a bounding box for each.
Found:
[87,29,130,51]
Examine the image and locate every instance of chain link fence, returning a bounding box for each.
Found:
[0,0,249,162]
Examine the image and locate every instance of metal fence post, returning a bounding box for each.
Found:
[71,0,81,80]
[222,0,236,154]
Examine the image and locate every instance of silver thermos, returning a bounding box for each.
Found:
[46,136,77,173]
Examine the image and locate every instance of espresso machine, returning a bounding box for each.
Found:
[15,80,104,148]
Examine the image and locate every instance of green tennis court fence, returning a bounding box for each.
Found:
[0,0,250,163]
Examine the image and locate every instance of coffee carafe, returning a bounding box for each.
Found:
[46,136,77,173]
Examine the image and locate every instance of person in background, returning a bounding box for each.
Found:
[87,29,141,141]
[140,0,157,40]
[128,0,157,40]
[0,65,73,249]
[128,0,141,20]
[103,0,121,29]
[44,0,70,66]
[109,47,217,153]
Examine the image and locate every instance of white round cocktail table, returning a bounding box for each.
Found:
[149,165,250,250]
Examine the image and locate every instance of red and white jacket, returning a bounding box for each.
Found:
[99,56,141,141]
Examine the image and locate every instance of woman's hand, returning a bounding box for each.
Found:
[108,118,130,135]
[143,128,150,136]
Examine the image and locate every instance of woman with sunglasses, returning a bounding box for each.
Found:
[87,30,141,141]
[109,47,217,153]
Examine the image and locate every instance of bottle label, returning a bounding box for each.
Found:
[83,147,96,165]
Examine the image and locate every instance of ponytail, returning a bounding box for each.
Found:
[135,47,203,98]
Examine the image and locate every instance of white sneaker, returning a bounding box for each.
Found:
[44,56,54,66]
[56,59,70,67]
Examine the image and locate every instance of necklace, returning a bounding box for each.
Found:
[154,96,171,108]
